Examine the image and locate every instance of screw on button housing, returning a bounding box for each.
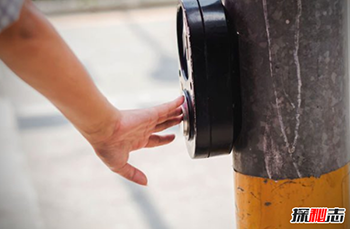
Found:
[177,0,241,158]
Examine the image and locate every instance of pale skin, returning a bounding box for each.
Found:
[0,0,184,186]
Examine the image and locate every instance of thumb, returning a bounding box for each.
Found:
[117,163,148,186]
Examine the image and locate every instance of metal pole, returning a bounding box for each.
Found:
[224,0,350,228]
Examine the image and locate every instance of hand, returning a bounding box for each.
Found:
[89,96,184,186]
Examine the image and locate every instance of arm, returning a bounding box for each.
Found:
[0,0,183,185]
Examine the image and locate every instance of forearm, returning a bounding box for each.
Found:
[0,0,118,140]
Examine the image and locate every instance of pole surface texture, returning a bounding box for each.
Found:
[224,0,350,228]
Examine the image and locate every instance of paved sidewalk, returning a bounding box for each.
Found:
[35,0,177,15]
[0,99,43,229]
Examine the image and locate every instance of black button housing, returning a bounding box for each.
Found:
[177,0,241,158]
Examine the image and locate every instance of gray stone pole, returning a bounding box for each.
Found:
[226,0,349,180]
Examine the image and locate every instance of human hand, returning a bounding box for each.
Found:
[88,96,184,186]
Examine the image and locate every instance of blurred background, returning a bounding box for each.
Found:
[0,1,236,229]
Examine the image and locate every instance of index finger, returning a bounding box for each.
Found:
[155,96,184,122]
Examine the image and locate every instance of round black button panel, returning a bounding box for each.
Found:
[177,0,241,158]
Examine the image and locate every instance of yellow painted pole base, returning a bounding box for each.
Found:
[234,163,350,229]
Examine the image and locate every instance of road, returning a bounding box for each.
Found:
[0,6,236,229]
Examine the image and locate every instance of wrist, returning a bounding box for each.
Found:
[79,104,121,145]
